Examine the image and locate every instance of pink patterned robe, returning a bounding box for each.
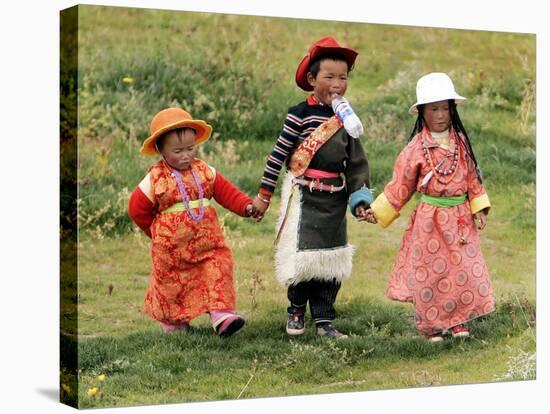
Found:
[371,128,495,336]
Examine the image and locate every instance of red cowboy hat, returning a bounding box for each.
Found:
[295,36,359,92]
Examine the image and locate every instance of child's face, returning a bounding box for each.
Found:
[307,59,349,105]
[422,100,451,133]
[158,129,197,170]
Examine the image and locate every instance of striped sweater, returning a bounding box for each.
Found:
[260,96,334,196]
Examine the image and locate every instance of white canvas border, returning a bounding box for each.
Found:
[1,1,546,413]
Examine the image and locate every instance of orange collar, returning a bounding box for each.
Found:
[307,94,325,106]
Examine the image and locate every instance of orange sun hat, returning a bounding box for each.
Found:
[140,108,213,156]
[295,36,359,92]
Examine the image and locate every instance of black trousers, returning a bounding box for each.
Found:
[287,279,341,323]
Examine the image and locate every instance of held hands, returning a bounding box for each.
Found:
[250,194,271,222]
[331,94,364,139]
[355,206,377,224]
[245,204,255,217]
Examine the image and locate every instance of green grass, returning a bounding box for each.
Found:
[69,5,535,237]
[60,4,536,409]
[69,196,536,407]
[74,309,533,407]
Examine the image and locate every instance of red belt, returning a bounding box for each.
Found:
[303,168,340,179]
[294,169,344,193]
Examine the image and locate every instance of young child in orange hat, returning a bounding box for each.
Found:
[128,107,255,337]
[251,36,373,339]
[364,73,495,342]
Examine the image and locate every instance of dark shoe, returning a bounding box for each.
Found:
[316,323,348,339]
[286,310,305,335]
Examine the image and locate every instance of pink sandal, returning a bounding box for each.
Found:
[425,333,444,343]
[450,324,470,338]
[211,310,245,337]
[161,321,190,333]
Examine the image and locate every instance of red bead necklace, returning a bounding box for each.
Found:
[421,128,461,183]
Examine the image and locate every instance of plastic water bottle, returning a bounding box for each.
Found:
[331,94,364,138]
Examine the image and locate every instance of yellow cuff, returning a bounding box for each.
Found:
[470,193,491,215]
[371,192,400,228]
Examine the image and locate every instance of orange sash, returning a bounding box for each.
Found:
[289,115,342,177]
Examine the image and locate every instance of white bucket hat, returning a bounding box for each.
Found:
[409,72,466,114]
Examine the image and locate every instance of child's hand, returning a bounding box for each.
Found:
[245,204,255,217]
[357,207,377,224]
[365,209,377,224]
[251,195,270,222]
[473,210,488,230]
[355,204,367,220]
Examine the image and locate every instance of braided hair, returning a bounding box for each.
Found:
[408,100,482,182]
[407,108,425,142]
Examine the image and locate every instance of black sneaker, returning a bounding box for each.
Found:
[286,310,305,335]
[316,323,349,339]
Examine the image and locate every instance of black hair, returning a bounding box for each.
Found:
[409,100,482,181]
[308,52,351,79]
[155,127,196,152]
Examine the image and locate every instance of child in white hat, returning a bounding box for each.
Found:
[364,73,495,342]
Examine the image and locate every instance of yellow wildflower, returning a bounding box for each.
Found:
[122,76,134,84]
[61,383,71,393]
[97,374,106,382]
[87,387,98,397]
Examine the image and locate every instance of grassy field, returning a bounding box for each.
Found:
[60,4,536,409]
[68,199,535,408]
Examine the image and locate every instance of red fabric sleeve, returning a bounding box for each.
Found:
[213,172,253,217]
[128,186,156,238]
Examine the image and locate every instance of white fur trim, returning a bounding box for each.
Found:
[291,245,354,285]
[275,172,299,285]
[275,172,354,286]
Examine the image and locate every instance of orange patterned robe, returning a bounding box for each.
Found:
[371,129,495,335]
[143,159,237,324]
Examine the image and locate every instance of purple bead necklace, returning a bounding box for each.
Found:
[171,168,205,221]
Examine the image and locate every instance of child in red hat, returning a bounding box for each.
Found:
[251,37,373,339]
[128,107,255,337]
